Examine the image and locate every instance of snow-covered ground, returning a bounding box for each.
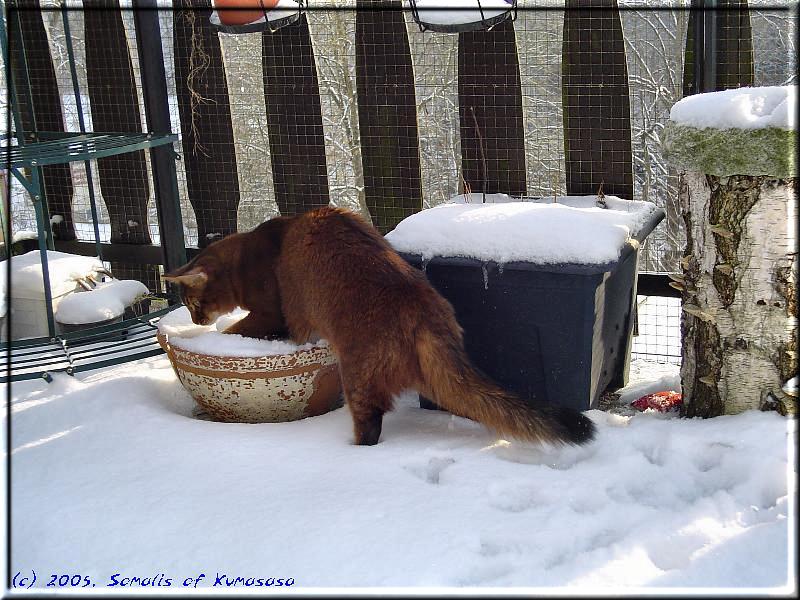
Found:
[4,355,795,592]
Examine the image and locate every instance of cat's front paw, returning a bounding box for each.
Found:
[224,320,287,340]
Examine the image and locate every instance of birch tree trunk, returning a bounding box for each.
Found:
[664,118,797,417]
[678,173,797,416]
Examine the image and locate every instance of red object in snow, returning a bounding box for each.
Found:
[631,390,683,412]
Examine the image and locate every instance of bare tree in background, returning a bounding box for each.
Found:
[313,4,369,219]
[622,5,690,273]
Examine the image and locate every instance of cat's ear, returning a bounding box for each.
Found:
[163,267,208,288]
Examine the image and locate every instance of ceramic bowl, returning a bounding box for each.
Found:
[158,332,343,423]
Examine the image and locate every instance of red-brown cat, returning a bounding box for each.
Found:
[165,207,596,446]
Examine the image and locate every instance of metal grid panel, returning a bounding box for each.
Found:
[620,2,690,273]
[9,3,795,237]
[562,0,633,200]
[313,2,369,219]
[4,4,56,239]
[261,13,331,216]
[408,5,567,207]
[405,10,461,208]
[215,30,281,229]
[28,3,180,292]
[631,294,682,364]
[6,1,797,360]
[44,3,195,250]
[45,6,115,245]
[458,19,528,197]
[517,6,566,198]
[77,3,158,286]
[8,3,77,241]
[354,0,422,233]
[715,0,754,89]
[172,0,241,246]
[750,1,797,86]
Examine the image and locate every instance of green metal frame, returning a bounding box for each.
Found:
[61,6,102,259]
[1,1,183,357]
[0,305,177,382]
[4,131,177,339]
[7,131,179,169]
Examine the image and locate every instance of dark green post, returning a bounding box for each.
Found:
[355,0,423,233]
[562,0,633,200]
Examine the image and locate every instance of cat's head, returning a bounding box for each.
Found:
[164,255,237,327]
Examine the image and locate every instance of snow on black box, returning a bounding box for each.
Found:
[386,194,665,412]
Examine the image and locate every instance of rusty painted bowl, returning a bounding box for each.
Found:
[158,332,343,424]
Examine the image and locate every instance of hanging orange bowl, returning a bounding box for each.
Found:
[214,0,279,26]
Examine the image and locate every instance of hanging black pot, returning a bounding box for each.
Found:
[408,0,517,34]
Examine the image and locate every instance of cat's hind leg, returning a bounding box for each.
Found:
[350,402,385,446]
[340,372,393,446]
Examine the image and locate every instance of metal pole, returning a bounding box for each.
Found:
[131,0,187,280]
[6,7,55,254]
[0,4,13,261]
[0,0,25,142]
[3,2,56,336]
[0,171,9,260]
[30,168,56,338]
[33,165,54,251]
[703,0,718,92]
[691,0,705,95]
[5,7,55,250]
[60,3,103,261]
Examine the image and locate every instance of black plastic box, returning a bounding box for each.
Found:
[398,210,663,411]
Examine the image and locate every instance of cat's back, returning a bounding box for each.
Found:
[280,207,427,293]
[299,206,385,248]
[282,207,395,264]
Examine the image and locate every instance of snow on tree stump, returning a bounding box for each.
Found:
[662,86,797,417]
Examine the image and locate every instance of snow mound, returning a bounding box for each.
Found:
[0,250,103,297]
[55,279,149,325]
[170,332,325,358]
[158,306,325,357]
[0,250,104,316]
[11,230,38,243]
[385,195,660,264]
[669,85,795,130]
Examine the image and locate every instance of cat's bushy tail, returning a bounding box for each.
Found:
[416,327,596,445]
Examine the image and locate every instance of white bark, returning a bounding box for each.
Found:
[680,172,797,416]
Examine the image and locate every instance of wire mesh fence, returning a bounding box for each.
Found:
[3,0,797,363]
[750,1,797,87]
[631,294,682,364]
[620,3,689,274]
